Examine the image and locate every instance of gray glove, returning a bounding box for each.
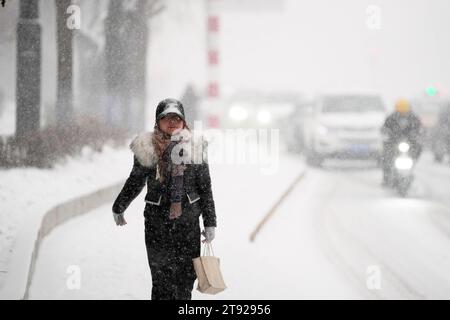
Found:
[201,227,215,243]
[113,211,127,226]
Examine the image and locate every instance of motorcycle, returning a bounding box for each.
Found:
[387,140,416,197]
[381,120,423,197]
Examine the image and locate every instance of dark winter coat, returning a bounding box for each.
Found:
[381,111,423,142]
[112,131,217,228]
[381,112,423,162]
[112,132,217,298]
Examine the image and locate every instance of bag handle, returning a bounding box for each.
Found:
[202,242,215,257]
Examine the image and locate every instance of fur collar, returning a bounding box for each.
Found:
[129,129,207,168]
[129,132,158,168]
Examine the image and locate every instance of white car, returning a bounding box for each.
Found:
[303,94,386,166]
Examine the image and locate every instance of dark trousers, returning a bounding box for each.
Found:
[382,142,394,184]
[144,217,200,300]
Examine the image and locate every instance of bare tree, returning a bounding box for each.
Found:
[104,0,164,132]
[55,0,74,127]
[16,0,41,138]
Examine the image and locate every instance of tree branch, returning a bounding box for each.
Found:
[146,0,166,18]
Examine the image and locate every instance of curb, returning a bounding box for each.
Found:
[0,181,124,300]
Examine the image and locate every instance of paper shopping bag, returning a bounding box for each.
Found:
[192,242,227,295]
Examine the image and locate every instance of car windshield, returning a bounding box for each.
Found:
[322,96,384,113]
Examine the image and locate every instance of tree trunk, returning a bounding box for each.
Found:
[55,0,74,127]
[128,0,148,132]
[16,0,41,138]
[104,0,163,132]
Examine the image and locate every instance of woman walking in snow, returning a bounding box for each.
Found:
[112,98,217,300]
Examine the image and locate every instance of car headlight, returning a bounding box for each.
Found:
[395,156,413,170]
[229,106,248,122]
[317,125,328,135]
[257,110,272,124]
[398,142,410,153]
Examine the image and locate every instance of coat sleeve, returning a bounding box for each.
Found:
[112,156,148,214]
[381,115,392,135]
[196,162,217,228]
[412,114,423,135]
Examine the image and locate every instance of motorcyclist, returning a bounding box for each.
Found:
[381,99,423,186]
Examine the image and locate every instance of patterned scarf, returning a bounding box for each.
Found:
[152,125,191,219]
[152,126,172,182]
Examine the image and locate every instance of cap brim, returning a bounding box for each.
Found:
[158,105,184,120]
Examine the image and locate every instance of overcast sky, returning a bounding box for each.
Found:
[220,0,450,105]
[146,0,450,119]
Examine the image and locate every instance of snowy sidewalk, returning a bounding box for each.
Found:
[0,144,133,298]
[14,146,450,300]
[28,153,313,299]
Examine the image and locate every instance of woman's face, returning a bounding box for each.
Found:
[158,114,184,135]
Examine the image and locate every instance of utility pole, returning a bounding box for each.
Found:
[203,0,284,129]
[16,0,41,138]
[205,0,221,128]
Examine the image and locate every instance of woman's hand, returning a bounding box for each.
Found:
[201,227,215,243]
[113,212,127,226]
[169,202,182,220]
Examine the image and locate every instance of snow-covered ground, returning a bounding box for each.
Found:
[27,150,316,299]
[0,143,133,293]
[26,150,450,299]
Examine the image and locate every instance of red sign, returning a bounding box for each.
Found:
[207,115,220,128]
[208,16,219,32]
[208,50,219,65]
[207,82,219,98]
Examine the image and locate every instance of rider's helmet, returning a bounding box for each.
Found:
[395,99,411,114]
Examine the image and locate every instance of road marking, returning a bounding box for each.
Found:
[249,170,307,242]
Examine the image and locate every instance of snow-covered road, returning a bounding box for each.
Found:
[28,152,450,299]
